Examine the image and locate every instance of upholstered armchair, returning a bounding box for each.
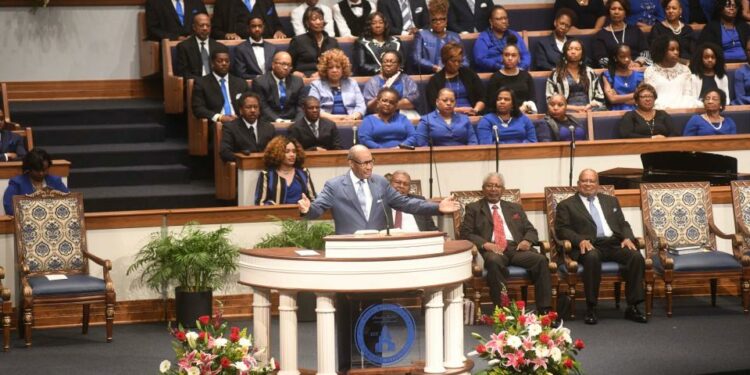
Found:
[640,182,750,316]
[452,189,557,324]
[730,181,750,256]
[1,266,10,351]
[12,188,115,347]
[544,185,653,319]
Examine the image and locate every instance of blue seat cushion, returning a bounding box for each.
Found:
[652,251,741,273]
[28,275,106,296]
[558,261,620,275]
[480,265,531,279]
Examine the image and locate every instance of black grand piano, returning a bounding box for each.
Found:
[598,151,750,189]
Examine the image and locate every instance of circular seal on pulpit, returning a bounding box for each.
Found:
[354,303,416,365]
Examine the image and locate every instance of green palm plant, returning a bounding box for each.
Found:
[254,217,334,250]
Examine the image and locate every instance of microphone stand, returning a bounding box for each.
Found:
[379,199,391,236]
[492,125,500,173]
[427,116,434,199]
[568,125,576,186]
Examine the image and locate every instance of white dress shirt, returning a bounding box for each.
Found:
[250,37,266,74]
[331,0,376,37]
[392,208,420,232]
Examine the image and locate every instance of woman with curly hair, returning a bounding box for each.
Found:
[353,12,402,76]
[254,135,316,205]
[412,0,466,74]
[643,34,697,109]
[546,39,604,112]
[288,6,340,78]
[690,43,730,105]
[308,49,367,121]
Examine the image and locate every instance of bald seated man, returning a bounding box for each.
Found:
[388,170,439,231]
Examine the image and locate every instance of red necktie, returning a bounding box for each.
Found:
[394,210,403,229]
[492,205,507,251]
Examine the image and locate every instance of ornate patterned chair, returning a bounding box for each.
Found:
[12,188,115,347]
[730,180,750,256]
[1,266,10,351]
[544,185,653,319]
[641,182,749,316]
[452,189,557,324]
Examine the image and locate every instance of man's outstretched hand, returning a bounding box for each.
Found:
[438,195,460,214]
[298,193,311,214]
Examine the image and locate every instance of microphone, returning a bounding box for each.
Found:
[378,198,391,236]
[568,125,576,150]
[492,125,500,144]
[352,125,358,145]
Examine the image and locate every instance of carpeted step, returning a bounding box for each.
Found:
[33,123,166,146]
[69,164,191,188]
[43,140,189,168]
[76,181,233,212]
[9,99,166,126]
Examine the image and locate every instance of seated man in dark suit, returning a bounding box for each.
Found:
[251,51,304,123]
[288,96,341,150]
[175,13,222,79]
[447,0,493,33]
[212,0,287,40]
[145,0,208,41]
[220,92,276,162]
[460,172,553,313]
[387,170,438,231]
[555,168,647,325]
[377,0,429,36]
[0,109,27,162]
[191,44,250,124]
[232,16,277,79]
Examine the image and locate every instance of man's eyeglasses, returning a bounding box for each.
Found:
[351,159,375,166]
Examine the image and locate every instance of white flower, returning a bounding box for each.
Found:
[185,331,199,348]
[550,347,562,362]
[159,360,171,373]
[213,337,228,349]
[238,337,252,349]
[186,367,200,375]
[557,327,572,344]
[535,345,550,359]
[506,335,522,349]
[527,323,542,337]
[467,350,478,356]
[487,359,501,366]
[234,361,249,371]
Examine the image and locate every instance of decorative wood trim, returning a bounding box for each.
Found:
[5,79,161,101]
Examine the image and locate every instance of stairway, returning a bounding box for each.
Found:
[9,99,231,212]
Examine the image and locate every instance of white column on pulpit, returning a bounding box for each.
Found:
[316,292,337,375]
[278,291,300,375]
[253,287,272,364]
[443,283,465,368]
[424,288,446,373]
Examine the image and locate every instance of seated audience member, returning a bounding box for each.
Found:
[388,170,439,231]
[412,0,465,74]
[353,12,402,76]
[414,88,478,146]
[627,0,665,26]
[332,0,375,37]
[289,96,342,150]
[486,43,537,114]
[698,0,750,63]
[744,0,750,21]
[731,39,750,104]
[0,110,27,162]
[546,39,605,112]
[536,94,587,142]
[425,42,485,114]
[145,0,207,41]
[690,43,730,105]
[232,16,277,79]
[618,83,677,138]
[362,50,420,119]
[175,13,221,80]
[3,149,68,216]
[683,88,737,136]
[460,172,554,313]
[219,92,276,162]
[534,8,576,71]
[593,0,650,68]
[644,35,697,109]
[289,7,340,78]
[251,51,304,122]
[212,0,286,40]
[554,0,606,29]
[358,88,417,148]
[309,49,366,121]
[473,5,530,72]
[291,0,335,36]
[647,0,696,64]
[679,0,714,24]
[377,0,429,36]
[192,45,250,124]
[448,0,493,33]
[478,87,537,144]
[555,168,648,325]
[602,44,644,111]
[255,135,316,205]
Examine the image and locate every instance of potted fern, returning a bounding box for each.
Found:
[127,222,240,327]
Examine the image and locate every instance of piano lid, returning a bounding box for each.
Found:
[641,151,738,175]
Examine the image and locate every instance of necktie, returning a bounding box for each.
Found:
[357,180,368,219]
[310,122,319,138]
[219,78,233,116]
[399,0,414,31]
[467,0,475,14]
[244,0,253,13]
[394,210,403,229]
[248,125,257,145]
[278,79,287,108]
[175,0,185,26]
[251,42,264,47]
[491,205,507,251]
[588,196,606,238]
[200,41,210,76]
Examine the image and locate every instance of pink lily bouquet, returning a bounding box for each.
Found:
[159,311,276,375]
[469,300,585,375]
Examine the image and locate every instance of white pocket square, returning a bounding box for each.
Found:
[480,2,487,7]
[415,6,423,13]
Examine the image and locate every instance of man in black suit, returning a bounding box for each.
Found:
[377,0,429,36]
[220,92,276,162]
[386,170,439,231]
[447,0,493,33]
[460,172,553,312]
[175,13,222,79]
[145,0,208,41]
[191,44,250,123]
[232,16,278,79]
[212,0,287,40]
[555,168,647,325]
[251,51,304,123]
[0,110,26,162]
[287,96,340,150]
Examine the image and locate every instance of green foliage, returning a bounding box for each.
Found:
[253,217,334,251]
[127,222,240,293]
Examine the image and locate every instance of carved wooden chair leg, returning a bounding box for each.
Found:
[710,279,718,307]
[2,309,9,352]
[82,304,90,335]
[742,279,749,314]
[614,281,622,309]
[106,302,114,343]
[665,281,673,317]
[473,290,482,325]
[24,307,32,347]
[645,281,653,317]
[551,286,558,312]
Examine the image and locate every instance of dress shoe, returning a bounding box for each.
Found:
[624,305,648,323]
[584,309,598,325]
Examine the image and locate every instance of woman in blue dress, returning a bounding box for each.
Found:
[362,50,420,119]
[411,0,467,74]
[698,0,750,63]
[414,88,478,146]
[425,42,485,115]
[536,94,588,142]
[308,49,366,122]
[683,88,737,136]
[255,136,316,205]
[3,148,69,216]
[627,0,666,26]
[731,39,750,104]
[477,87,537,144]
[358,88,417,148]
[602,44,644,110]
[473,5,531,72]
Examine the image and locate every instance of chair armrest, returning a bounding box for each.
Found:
[470,245,482,277]
[539,240,550,256]
[83,249,112,271]
[709,221,744,259]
